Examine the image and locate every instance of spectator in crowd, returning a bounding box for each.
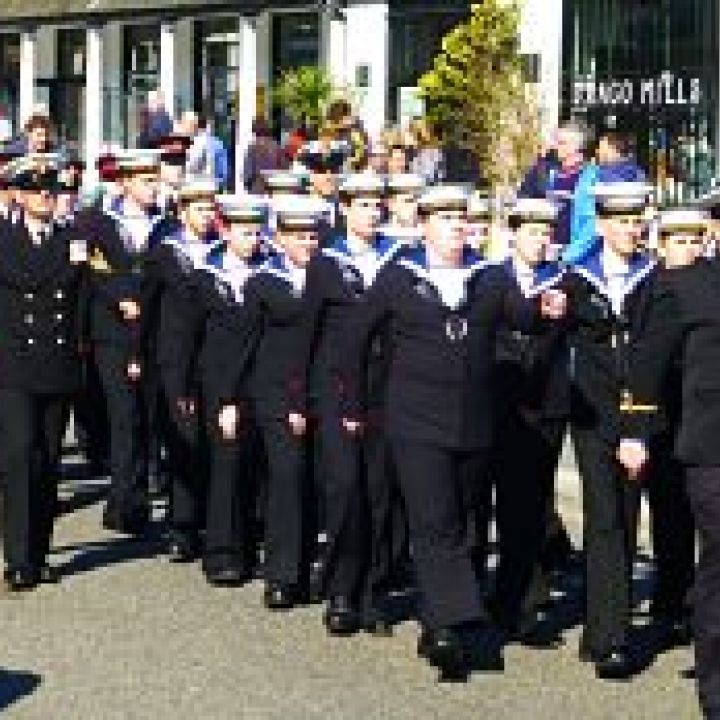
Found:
[243,118,289,194]
[367,139,389,175]
[138,90,173,149]
[596,131,646,183]
[386,133,411,176]
[408,118,445,185]
[326,99,369,171]
[7,112,55,155]
[181,111,230,190]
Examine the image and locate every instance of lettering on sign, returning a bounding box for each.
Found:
[573,72,703,108]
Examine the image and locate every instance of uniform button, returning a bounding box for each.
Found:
[55,313,63,321]
[25,292,34,301]
[27,338,35,346]
[25,314,34,325]
[55,290,64,300]
[56,338,65,346]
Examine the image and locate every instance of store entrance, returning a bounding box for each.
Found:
[562,0,719,204]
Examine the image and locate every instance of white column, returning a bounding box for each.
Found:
[235,15,257,193]
[255,11,272,120]
[85,24,104,190]
[344,2,388,140]
[160,20,177,117]
[322,9,347,89]
[521,0,563,138]
[19,28,37,126]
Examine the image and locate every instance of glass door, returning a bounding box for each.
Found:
[562,0,719,203]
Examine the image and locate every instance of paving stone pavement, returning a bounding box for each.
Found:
[0,452,702,720]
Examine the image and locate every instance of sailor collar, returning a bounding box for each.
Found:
[105,197,164,252]
[162,229,220,270]
[322,232,401,288]
[398,245,491,310]
[503,256,565,299]
[573,244,656,314]
[202,247,267,305]
[262,252,307,296]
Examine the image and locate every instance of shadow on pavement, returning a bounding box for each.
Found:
[52,526,165,579]
[0,668,42,711]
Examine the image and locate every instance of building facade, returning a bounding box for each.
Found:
[0,0,471,188]
[524,0,718,203]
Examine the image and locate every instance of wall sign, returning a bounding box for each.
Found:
[573,71,703,108]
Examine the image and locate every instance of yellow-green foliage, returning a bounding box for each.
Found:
[419,1,540,189]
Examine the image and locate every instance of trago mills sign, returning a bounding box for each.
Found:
[573,71,703,108]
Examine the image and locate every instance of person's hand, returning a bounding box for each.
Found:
[288,412,307,437]
[127,360,142,382]
[540,289,567,320]
[218,405,239,441]
[616,439,649,481]
[119,299,141,321]
[177,397,196,417]
[342,418,364,436]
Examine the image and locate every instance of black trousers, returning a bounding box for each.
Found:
[0,388,66,570]
[685,466,720,717]
[392,439,485,630]
[73,355,109,467]
[647,436,695,616]
[257,415,310,586]
[95,345,148,521]
[204,415,252,568]
[572,422,640,655]
[164,391,205,536]
[493,413,565,622]
[318,411,368,600]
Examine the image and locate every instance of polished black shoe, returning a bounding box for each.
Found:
[38,564,61,585]
[204,564,248,587]
[363,607,393,637]
[167,533,199,564]
[4,567,39,592]
[594,647,636,680]
[323,596,360,636]
[264,583,297,611]
[421,628,468,681]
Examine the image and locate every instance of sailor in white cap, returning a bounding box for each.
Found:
[188,194,269,586]
[216,196,327,610]
[378,173,424,247]
[146,176,221,563]
[562,180,657,678]
[337,180,565,678]
[486,197,569,641]
[657,208,710,267]
[295,172,405,636]
[79,147,166,537]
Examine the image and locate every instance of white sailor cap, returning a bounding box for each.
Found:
[261,170,309,194]
[339,173,387,199]
[508,198,559,225]
[273,196,330,231]
[114,149,162,176]
[297,140,350,173]
[592,181,653,216]
[386,173,425,196]
[216,194,268,224]
[417,184,471,213]
[657,208,709,235]
[177,176,218,204]
[467,191,493,221]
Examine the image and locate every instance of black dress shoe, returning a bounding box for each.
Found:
[102,506,150,536]
[167,532,199,563]
[204,565,249,587]
[594,647,636,680]
[363,607,393,637]
[421,628,468,680]
[324,596,360,636]
[4,567,38,592]
[38,564,61,584]
[264,583,297,610]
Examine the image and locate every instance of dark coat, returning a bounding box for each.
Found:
[340,249,541,451]
[0,220,86,394]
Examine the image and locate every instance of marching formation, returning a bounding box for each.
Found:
[0,130,718,713]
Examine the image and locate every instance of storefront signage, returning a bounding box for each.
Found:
[573,71,703,108]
